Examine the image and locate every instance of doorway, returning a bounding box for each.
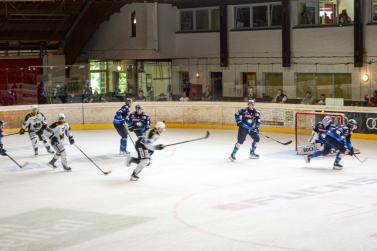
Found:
[242,72,257,99]
[210,72,223,101]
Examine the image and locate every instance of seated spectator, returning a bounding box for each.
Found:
[244,88,256,102]
[179,92,190,102]
[91,91,106,103]
[135,90,146,101]
[5,90,16,105]
[301,91,316,105]
[202,85,212,101]
[273,89,287,103]
[82,82,93,103]
[368,90,377,107]
[125,87,135,100]
[66,93,82,103]
[157,93,168,101]
[338,9,351,25]
[317,94,326,105]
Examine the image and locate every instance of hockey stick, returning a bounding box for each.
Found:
[73,144,111,175]
[162,131,210,148]
[320,138,366,164]
[4,132,20,137]
[352,152,367,163]
[4,153,28,168]
[260,133,292,145]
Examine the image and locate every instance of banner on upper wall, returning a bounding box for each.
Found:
[323,111,377,134]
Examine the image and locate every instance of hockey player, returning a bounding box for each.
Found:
[113,98,132,155]
[229,99,261,161]
[19,105,54,155]
[305,119,358,170]
[46,113,75,171]
[0,120,6,156]
[126,121,166,181]
[127,104,151,137]
[309,115,337,145]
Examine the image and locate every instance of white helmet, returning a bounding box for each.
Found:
[58,113,66,121]
[155,121,166,130]
[322,116,332,127]
[31,105,38,112]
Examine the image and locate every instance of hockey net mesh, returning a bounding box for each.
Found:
[295,112,345,150]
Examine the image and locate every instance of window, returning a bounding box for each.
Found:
[373,0,377,21]
[296,73,352,100]
[234,4,282,29]
[271,4,283,26]
[297,0,354,26]
[196,10,209,30]
[180,11,194,31]
[265,73,283,98]
[179,8,219,32]
[235,6,251,28]
[131,11,136,37]
[253,6,268,27]
[211,9,220,30]
[89,61,107,93]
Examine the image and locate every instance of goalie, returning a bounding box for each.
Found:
[297,116,336,155]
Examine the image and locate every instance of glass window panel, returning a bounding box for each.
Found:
[253,6,268,27]
[338,0,354,24]
[211,9,220,30]
[334,74,352,99]
[89,61,106,71]
[319,0,336,25]
[296,74,315,98]
[373,0,377,21]
[298,1,317,25]
[265,73,283,98]
[180,11,193,31]
[270,4,282,26]
[316,74,333,98]
[235,7,250,28]
[196,9,209,30]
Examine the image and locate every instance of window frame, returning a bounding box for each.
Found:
[233,2,282,30]
[178,7,220,32]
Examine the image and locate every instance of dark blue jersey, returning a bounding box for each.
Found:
[313,121,336,134]
[113,105,131,125]
[0,128,3,146]
[327,125,353,150]
[127,111,150,133]
[235,107,261,131]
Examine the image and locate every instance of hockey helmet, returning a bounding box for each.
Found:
[322,116,332,127]
[135,104,144,112]
[248,99,255,105]
[0,120,4,127]
[125,98,132,106]
[58,113,66,121]
[31,105,38,114]
[155,121,166,133]
[346,119,357,130]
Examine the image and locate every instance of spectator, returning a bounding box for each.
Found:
[202,85,212,101]
[338,9,351,25]
[124,87,135,100]
[273,89,287,103]
[37,81,47,104]
[157,93,168,101]
[179,92,190,102]
[317,94,326,105]
[66,93,81,103]
[82,82,93,103]
[91,90,106,103]
[244,87,255,102]
[301,91,316,105]
[135,90,146,101]
[5,90,16,105]
[301,5,314,25]
[368,90,377,107]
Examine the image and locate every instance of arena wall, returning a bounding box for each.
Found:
[1,103,376,140]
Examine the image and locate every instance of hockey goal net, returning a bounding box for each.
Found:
[295,111,346,151]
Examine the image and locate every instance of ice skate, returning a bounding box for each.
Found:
[333,162,343,170]
[249,152,260,159]
[229,153,236,161]
[304,154,311,163]
[130,171,139,181]
[63,164,72,172]
[48,159,58,169]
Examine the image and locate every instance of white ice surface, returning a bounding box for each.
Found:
[1,129,377,251]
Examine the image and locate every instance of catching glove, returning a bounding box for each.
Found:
[19,128,25,135]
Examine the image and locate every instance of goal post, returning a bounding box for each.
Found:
[295,111,346,151]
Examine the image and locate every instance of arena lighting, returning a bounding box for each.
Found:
[133,17,137,24]
[196,72,200,78]
[362,74,369,82]
[117,65,122,71]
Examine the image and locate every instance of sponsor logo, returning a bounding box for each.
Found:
[366,118,377,130]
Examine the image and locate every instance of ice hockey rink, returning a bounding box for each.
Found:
[1,129,377,251]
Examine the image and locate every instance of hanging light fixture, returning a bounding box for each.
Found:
[362,74,369,82]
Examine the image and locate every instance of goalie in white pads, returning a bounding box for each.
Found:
[19,106,54,155]
[126,121,166,181]
[46,113,75,171]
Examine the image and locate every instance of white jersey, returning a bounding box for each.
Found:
[139,128,160,151]
[22,112,47,132]
[46,121,73,143]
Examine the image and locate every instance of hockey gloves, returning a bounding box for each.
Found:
[0,144,6,156]
[69,137,75,145]
[348,147,354,156]
[50,136,59,145]
[155,144,165,150]
[128,126,135,132]
[19,128,25,135]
